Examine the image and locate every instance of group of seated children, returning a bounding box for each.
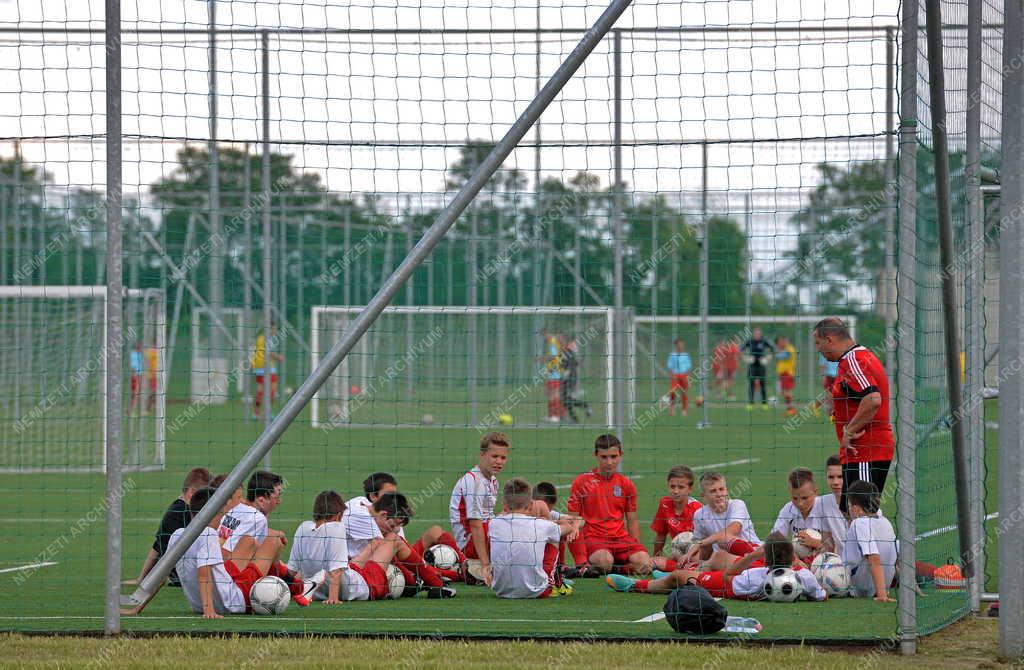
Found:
[138,431,896,616]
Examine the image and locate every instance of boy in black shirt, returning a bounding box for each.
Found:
[741,327,774,409]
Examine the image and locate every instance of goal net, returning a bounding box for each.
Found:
[0,286,166,473]
[311,306,624,429]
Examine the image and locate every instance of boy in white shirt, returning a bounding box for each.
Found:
[488,478,580,599]
[818,455,849,547]
[771,467,835,560]
[683,471,761,570]
[842,480,897,601]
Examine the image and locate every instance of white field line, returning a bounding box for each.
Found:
[555,457,760,489]
[915,512,999,541]
[0,615,649,625]
[633,612,666,623]
[0,561,57,574]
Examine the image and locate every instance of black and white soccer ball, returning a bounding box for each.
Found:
[385,564,406,599]
[670,531,695,560]
[424,544,460,571]
[762,567,804,603]
[249,575,290,614]
[811,552,851,597]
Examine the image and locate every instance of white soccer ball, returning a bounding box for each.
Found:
[249,575,290,614]
[285,386,294,395]
[421,413,435,426]
[762,567,804,603]
[811,552,851,597]
[385,563,406,599]
[670,531,695,560]
[659,394,672,408]
[794,528,822,559]
[424,544,460,571]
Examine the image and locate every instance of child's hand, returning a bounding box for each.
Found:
[796,530,822,549]
[874,591,894,603]
[325,596,341,605]
[203,608,223,619]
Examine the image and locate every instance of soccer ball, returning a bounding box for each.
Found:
[249,575,290,614]
[421,413,435,426]
[794,528,822,559]
[694,395,705,408]
[659,394,671,408]
[670,531,695,560]
[762,567,804,603]
[424,544,460,571]
[385,564,406,599]
[499,413,513,426]
[284,386,294,395]
[811,552,851,597]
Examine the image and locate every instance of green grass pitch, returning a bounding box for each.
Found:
[0,391,986,640]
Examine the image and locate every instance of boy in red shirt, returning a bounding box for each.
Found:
[566,434,654,576]
[650,465,702,561]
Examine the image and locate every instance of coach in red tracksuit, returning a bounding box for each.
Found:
[813,317,895,512]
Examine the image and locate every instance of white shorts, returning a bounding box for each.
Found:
[313,567,371,602]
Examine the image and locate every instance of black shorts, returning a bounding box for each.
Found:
[748,363,766,379]
[840,460,891,513]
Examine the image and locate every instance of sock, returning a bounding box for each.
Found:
[395,561,416,586]
[542,543,559,587]
[568,535,588,566]
[725,538,758,557]
[436,532,467,563]
[634,579,650,593]
[662,559,678,571]
[399,544,444,588]
[270,561,303,597]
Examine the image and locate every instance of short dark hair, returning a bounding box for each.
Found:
[363,472,397,497]
[480,431,510,452]
[762,531,795,569]
[313,490,346,521]
[373,492,414,525]
[788,467,815,490]
[247,470,283,502]
[673,338,684,346]
[826,454,841,469]
[188,486,218,515]
[699,470,725,490]
[847,480,881,514]
[532,481,558,507]
[182,467,211,493]
[667,465,695,485]
[594,433,622,452]
[210,473,229,489]
[813,317,851,340]
[504,478,533,511]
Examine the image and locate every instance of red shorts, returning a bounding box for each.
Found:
[130,375,140,393]
[461,521,491,560]
[224,560,264,613]
[669,374,689,392]
[545,380,560,390]
[255,373,279,384]
[779,372,794,392]
[148,377,158,392]
[350,561,389,600]
[697,570,735,599]
[583,533,647,565]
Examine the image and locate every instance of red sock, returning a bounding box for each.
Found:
[634,579,651,593]
[270,561,303,596]
[412,539,426,556]
[568,535,589,566]
[436,532,467,563]
[542,543,558,586]
[395,561,416,586]
[725,538,758,557]
[662,559,678,571]
[558,538,567,567]
[399,543,444,588]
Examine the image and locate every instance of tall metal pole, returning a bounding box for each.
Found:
[104,0,123,635]
[261,30,272,468]
[999,0,1024,657]
[207,0,225,402]
[243,142,253,421]
[924,0,975,586]
[744,191,752,325]
[405,197,415,399]
[698,141,710,428]
[121,0,635,609]
[612,29,625,433]
[884,28,897,396]
[964,0,985,615]
[468,209,478,425]
[533,2,543,314]
[897,0,919,654]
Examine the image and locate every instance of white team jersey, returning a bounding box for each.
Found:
[168,526,246,614]
[548,509,562,521]
[841,513,898,598]
[771,497,829,546]
[488,513,561,599]
[287,520,369,601]
[348,495,406,539]
[342,498,384,559]
[818,494,849,547]
[218,501,268,552]
[450,466,498,549]
[730,565,827,601]
[692,499,760,551]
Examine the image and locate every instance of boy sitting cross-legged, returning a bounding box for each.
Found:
[771,466,834,560]
[488,478,581,599]
[681,471,761,570]
[606,531,826,601]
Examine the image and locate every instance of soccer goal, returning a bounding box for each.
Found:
[631,314,857,407]
[310,306,627,429]
[0,286,166,473]
[189,306,249,404]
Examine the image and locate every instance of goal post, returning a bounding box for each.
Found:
[311,306,626,429]
[0,286,166,473]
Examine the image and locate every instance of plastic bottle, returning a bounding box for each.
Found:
[723,616,762,634]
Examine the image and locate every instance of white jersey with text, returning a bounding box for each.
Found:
[449,466,498,549]
[217,501,267,552]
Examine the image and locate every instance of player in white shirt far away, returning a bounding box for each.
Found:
[488,478,581,599]
[444,431,509,586]
[818,455,849,547]
[168,486,318,617]
[771,467,835,560]
[683,471,762,570]
[841,480,897,601]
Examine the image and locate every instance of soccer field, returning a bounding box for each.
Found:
[0,397,991,641]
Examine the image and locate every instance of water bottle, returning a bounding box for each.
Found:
[723,616,762,635]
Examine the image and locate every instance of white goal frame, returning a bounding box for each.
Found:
[310,305,621,428]
[0,285,167,473]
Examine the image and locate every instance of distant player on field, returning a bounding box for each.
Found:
[566,434,654,576]
[129,341,144,415]
[813,352,841,418]
[252,324,283,419]
[559,334,591,423]
[813,317,894,511]
[541,329,564,422]
[650,465,702,559]
[741,327,774,409]
[145,341,159,414]
[774,335,798,416]
[713,338,740,401]
[665,338,692,417]
[449,432,509,586]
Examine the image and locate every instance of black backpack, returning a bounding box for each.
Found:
[663,584,729,634]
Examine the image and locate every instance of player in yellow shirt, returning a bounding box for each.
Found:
[774,335,798,416]
[145,343,160,415]
[252,324,283,419]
